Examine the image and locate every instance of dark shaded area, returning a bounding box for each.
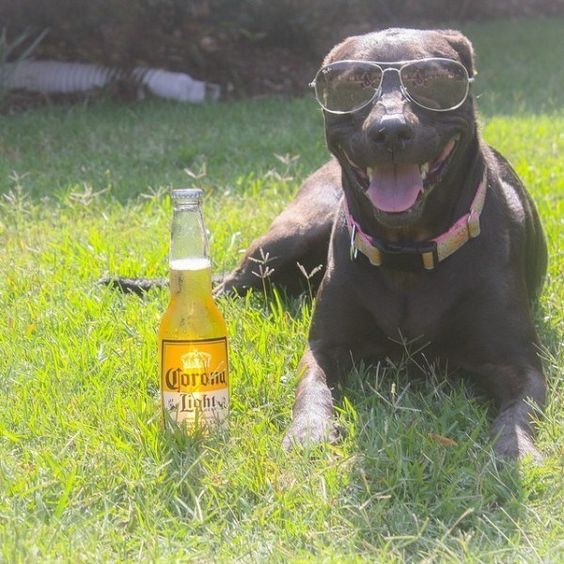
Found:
[1,0,562,113]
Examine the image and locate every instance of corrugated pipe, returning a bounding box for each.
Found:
[2,60,220,102]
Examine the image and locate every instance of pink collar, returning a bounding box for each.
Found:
[344,172,488,270]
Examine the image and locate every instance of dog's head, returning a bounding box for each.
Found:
[316,28,478,233]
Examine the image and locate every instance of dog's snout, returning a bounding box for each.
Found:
[369,114,413,151]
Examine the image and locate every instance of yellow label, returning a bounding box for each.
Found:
[160,337,228,429]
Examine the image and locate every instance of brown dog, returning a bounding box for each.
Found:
[217,28,547,459]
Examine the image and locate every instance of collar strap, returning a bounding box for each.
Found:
[345,171,488,271]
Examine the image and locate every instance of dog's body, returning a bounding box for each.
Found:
[217,29,547,459]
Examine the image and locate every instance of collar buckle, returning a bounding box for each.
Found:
[373,238,438,271]
[421,244,440,270]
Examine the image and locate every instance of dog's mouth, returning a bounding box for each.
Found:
[343,136,459,214]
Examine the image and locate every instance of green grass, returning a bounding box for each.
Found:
[0,18,562,561]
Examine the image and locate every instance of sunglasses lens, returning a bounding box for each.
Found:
[400,59,469,110]
[315,62,382,113]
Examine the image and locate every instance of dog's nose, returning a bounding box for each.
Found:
[369,114,413,152]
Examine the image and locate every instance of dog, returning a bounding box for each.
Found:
[215,28,547,460]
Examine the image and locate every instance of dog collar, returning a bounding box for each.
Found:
[344,171,488,270]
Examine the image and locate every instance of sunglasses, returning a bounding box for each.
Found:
[310,57,474,114]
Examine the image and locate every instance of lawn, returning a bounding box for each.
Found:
[0,18,562,561]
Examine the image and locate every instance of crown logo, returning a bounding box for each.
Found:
[181,350,211,372]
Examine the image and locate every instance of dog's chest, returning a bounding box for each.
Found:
[360,271,454,342]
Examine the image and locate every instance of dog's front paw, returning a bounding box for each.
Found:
[492,424,542,463]
[282,414,338,450]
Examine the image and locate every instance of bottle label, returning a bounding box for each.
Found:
[160,337,228,429]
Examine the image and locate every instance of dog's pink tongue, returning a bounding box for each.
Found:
[366,164,423,213]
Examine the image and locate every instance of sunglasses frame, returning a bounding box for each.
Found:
[310,57,474,114]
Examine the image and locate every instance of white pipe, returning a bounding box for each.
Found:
[2,60,220,102]
[134,67,220,102]
[3,61,115,93]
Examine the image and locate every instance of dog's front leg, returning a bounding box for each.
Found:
[485,364,546,461]
[447,303,546,460]
[282,345,347,449]
[281,273,381,449]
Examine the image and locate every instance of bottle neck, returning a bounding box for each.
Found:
[169,258,212,301]
[170,205,208,262]
[168,202,212,301]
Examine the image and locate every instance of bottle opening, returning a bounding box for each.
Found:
[170,257,211,271]
[171,188,203,208]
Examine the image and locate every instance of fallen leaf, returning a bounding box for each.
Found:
[429,433,457,446]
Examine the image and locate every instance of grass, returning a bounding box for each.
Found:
[0,17,562,561]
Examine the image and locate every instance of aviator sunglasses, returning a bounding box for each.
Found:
[310,57,474,114]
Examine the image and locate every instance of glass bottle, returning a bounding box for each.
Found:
[158,188,228,431]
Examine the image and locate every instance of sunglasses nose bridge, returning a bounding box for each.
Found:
[373,67,409,112]
[378,67,411,105]
[380,66,401,85]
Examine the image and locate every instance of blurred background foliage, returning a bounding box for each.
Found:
[0,0,562,102]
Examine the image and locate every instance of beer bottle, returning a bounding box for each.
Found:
[158,188,229,431]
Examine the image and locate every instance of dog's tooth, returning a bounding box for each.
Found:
[420,162,429,180]
[367,167,374,180]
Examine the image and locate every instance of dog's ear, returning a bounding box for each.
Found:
[322,36,359,66]
[442,30,476,77]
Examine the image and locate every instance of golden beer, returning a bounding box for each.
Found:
[158,189,228,431]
